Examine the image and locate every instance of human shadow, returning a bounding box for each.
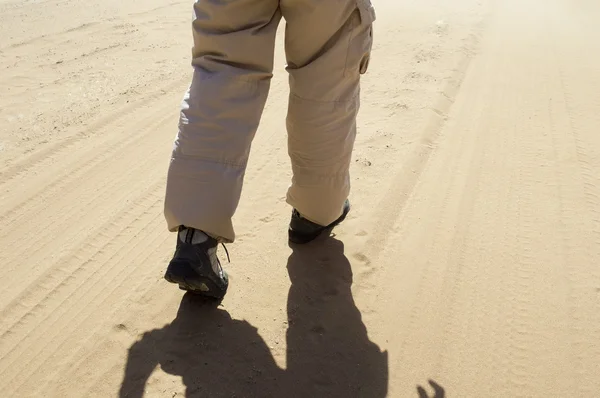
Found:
[119,238,388,397]
[417,380,445,398]
[118,295,285,397]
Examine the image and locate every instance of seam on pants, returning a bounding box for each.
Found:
[290,167,351,179]
[191,64,265,88]
[294,174,349,181]
[172,153,248,169]
[289,92,358,104]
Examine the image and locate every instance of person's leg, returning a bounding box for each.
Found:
[164,0,281,244]
[281,0,375,235]
[163,0,281,298]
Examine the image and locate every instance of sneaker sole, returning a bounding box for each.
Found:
[164,261,228,299]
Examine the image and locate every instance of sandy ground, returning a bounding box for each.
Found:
[1,0,600,396]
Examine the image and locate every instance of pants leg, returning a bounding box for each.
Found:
[164,0,281,243]
[281,0,376,226]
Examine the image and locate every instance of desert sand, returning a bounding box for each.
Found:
[1,0,600,396]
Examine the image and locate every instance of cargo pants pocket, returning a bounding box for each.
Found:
[345,0,376,76]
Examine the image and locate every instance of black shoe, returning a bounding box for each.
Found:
[288,200,351,244]
[164,226,229,299]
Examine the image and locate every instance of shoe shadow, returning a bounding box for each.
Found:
[119,238,388,397]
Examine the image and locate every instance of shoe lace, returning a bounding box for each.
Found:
[221,243,230,263]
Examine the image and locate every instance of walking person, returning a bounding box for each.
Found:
[163,0,376,299]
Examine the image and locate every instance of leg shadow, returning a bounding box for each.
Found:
[284,238,389,397]
[118,294,285,398]
[120,238,388,397]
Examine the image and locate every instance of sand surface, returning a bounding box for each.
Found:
[1,0,600,396]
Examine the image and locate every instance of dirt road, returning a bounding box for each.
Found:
[1,0,599,396]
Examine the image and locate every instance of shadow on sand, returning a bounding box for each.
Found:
[417,380,445,398]
[119,238,388,397]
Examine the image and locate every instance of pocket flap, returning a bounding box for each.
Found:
[356,0,376,25]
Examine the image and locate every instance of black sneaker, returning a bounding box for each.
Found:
[164,226,229,299]
[288,200,351,244]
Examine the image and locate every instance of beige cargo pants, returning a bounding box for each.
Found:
[164,0,376,243]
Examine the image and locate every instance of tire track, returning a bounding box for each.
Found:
[0,108,176,306]
[351,2,596,395]
[0,91,180,328]
[0,197,168,395]
[352,25,485,285]
[382,35,495,387]
[0,77,185,197]
[0,93,180,245]
[0,180,171,392]
[546,6,600,391]
[0,179,164,342]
